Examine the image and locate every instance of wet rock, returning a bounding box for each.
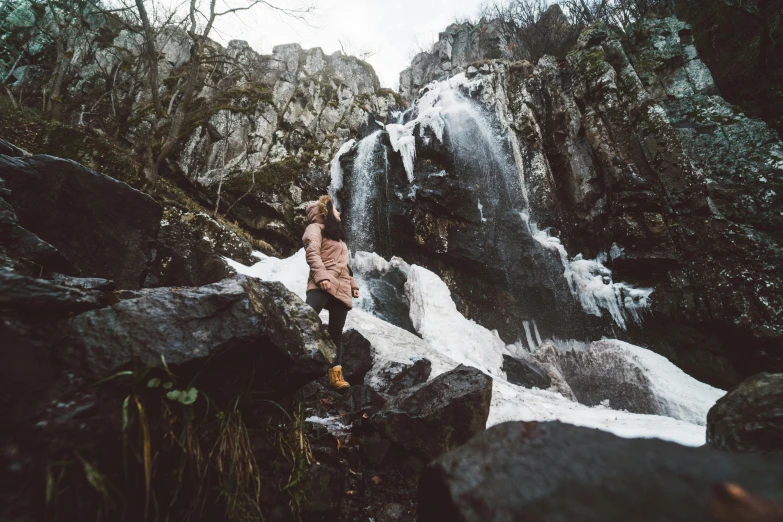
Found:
[51,273,115,292]
[501,354,551,389]
[0,185,78,277]
[0,270,105,313]
[0,154,162,289]
[0,139,30,157]
[419,421,783,522]
[372,365,492,460]
[342,329,374,384]
[301,461,344,514]
[370,358,433,396]
[360,432,392,466]
[707,373,783,453]
[143,210,235,288]
[0,270,105,437]
[64,275,334,389]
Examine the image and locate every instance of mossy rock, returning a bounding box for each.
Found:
[0,99,142,187]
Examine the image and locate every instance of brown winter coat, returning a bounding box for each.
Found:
[303,199,358,309]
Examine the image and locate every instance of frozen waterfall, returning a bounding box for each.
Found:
[346,73,652,329]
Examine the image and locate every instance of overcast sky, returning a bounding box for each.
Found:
[197,0,486,88]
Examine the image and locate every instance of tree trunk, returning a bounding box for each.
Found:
[48,35,69,121]
[135,0,165,118]
[154,46,200,181]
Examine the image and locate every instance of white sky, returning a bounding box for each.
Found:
[198,0,485,88]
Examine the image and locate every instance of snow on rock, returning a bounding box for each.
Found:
[539,339,725,426]
[225,250,308,299]
[227,250,718,447]
[405,265,510,378]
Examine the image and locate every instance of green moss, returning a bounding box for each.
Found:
[0,98,142,187]
[224,155,306,193]
[375,87,403,106]
[575,47,609,81]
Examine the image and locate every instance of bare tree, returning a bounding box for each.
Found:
[479,0,581,62]
[128,0,316,183]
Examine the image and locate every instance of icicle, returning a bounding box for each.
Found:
[328,139,356,207]
[533,320,543,346]
[523,320,536,352]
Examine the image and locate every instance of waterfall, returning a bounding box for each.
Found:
[354,73,651,330]
[345,130,393,257]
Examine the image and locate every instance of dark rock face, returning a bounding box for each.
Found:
[707,373,783,453]
[143,208,251,287]
[419,421,783,522]
[0,270,105,312]
[0,154,162,289]
[515,19,783,386]
[372,365,492,460]
[501,354,551,389]
[371,16,783,387]
[0,178,78,277]
[0,270,105,443]
[342,329,375,384]
[675,0,783,135]
[65,276,334,389]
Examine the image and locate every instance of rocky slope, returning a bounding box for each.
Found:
[0,143,497,521]
[2,8,400,254]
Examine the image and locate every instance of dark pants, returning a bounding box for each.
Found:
[305,289,349,366]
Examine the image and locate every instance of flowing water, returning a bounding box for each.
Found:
[336,73,651,333]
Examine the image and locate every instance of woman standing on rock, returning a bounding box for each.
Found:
[303,195,360,390]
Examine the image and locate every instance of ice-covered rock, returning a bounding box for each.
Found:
[230,248,722,447]
[534,339,725,425]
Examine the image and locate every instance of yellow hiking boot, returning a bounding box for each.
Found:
[329,365,350,390]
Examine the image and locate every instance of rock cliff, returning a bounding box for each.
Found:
[345,17,783,388]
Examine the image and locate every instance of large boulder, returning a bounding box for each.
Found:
[501,354,551,389]
[419,421,783,522]
[372,365,492,460]
[707,373,783,454]
[64,275,334,389]
[341,329,375,384]
[0,179,77,276]
[0,154,162,288]
[0,270,105,435]
[143,208,249,287]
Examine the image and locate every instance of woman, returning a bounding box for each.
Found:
[302,194,360,390]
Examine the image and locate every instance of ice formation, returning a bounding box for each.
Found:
[527,217,653,329]
[328,138,356,206]
[381,74,654,328]
[544,339,724,425]
[405,265,510,377]
[227,249,724,447]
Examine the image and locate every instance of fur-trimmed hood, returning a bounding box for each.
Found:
[306,195,331,224]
